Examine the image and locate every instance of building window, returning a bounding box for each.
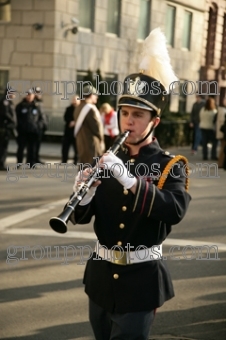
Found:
[0,0,11,22]
[79,0,95,30]
[76,71,118,109]
[107,0,121,35]
[0,70,9,97]
[166,5,176,47]
[76,70,94,96]
[206,3,218,66]
[76,70,90,83]
[137,0,151,40]
[182,11,192,49]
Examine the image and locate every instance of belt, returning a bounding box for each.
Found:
[94,242,162,265]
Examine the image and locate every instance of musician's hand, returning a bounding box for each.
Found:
[100,152,136,189]
[73,169,100,206]
[75,168,101,188]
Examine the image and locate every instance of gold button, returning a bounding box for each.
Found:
[130,158,135,163]
[123,189,128,195]
[122,206,127,211]
[113,274,119,279]
[117,241,122,246]
[119,223,125,229]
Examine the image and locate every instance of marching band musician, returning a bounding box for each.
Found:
[71,28,191,339]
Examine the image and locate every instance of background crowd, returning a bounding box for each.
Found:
[1,88,226,170]
[190,94,226,169]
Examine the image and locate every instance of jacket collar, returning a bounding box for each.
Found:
[122,137,163,157]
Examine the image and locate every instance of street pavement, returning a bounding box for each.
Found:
[0,139,225,340]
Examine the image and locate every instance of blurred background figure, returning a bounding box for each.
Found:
[99,102,119,151]
[189,94,205,154]
[199,97,218,161]
[0,88,17,171]
[62,95,80,164]
[219,112,226,170]
[215,98,226,168]
[33,87,48,164]
[16,89,45,167]
[74,86,104,164]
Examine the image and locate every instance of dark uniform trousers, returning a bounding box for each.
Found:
[62,133,77,164]
[16,99,45,166]
[0,98,17,168]
[17,132,38,166]
[0,129,9,167]
[89,299,155,340]
[62,104,78,164]
[72,138,191,340]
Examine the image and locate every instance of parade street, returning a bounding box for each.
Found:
[0,142,226,340]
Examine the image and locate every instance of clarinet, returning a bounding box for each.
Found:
[49,130,130,234]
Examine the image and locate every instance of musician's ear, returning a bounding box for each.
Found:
[153,117,160,128]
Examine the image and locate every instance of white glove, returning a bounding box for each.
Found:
[101,152,136,189]
[73,171,97,206]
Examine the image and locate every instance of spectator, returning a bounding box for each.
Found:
[62,95,81,164]
[16,89,45,167]
[199,97,218,161]
[189,94,205,154]
[220,113,226,170]
[74,86,104,164]
[215,98,226,168]
[99,103,119,151]
[33,87,48,164]
[0,88,17,171]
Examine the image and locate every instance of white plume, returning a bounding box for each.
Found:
[139,28,178,93]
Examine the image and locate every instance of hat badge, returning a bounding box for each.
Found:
[129,77,146,96]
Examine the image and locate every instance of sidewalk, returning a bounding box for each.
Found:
[7,139,64,163]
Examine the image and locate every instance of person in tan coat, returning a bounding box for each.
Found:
[74,86,104,165]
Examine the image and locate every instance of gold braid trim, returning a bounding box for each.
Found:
[157,155,189,191]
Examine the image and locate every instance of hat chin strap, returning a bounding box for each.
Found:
[128,125,155,146]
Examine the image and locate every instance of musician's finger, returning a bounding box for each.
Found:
[92,180,101,187]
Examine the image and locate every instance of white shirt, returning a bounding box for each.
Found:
[199,108,217,130]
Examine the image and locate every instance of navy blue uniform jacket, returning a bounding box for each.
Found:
[72,138,191,313]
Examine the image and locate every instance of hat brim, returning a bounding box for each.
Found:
[118,96,157,112]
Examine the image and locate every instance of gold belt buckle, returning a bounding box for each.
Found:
[110,250,129,265]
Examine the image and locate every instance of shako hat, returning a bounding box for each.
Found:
[118,28,178,117]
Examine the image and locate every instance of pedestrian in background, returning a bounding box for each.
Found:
[199,97,218,161]
[33,87,48,164]
[74,86,104,164]
[189,94,205,154]
[0,88,17,171]
[62,95,80,164]
[16,89,45,167]
[99,102,119,151]
[220,112,226,170]
[215,98,226,168]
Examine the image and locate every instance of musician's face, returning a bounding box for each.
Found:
[119,106,160,144]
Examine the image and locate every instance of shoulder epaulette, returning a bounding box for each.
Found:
[162,150,175,157]
[157,155,189,191]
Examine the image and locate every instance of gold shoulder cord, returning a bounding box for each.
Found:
[157,155,189,191]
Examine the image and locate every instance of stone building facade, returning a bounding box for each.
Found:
[0,0,225,124]
[200,0,226,105]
